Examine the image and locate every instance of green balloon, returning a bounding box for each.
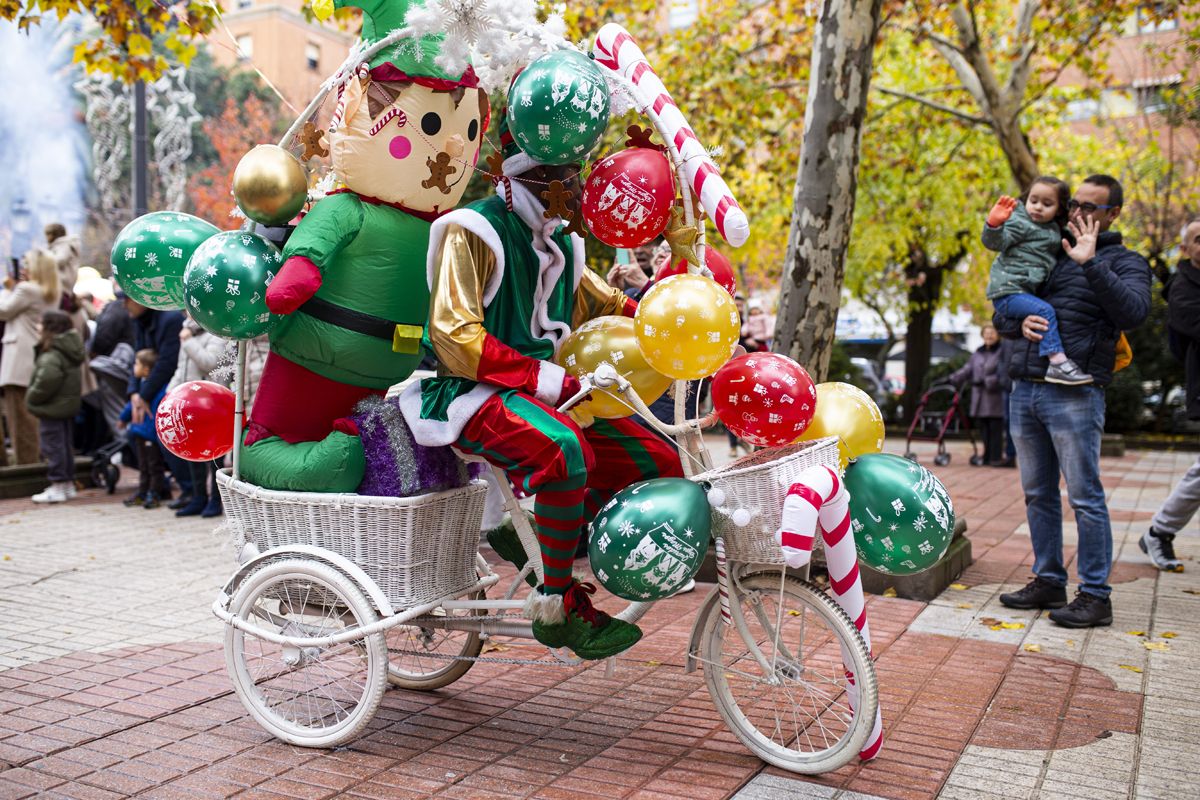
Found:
[111,212,220,310]
[588,478,711,600]
[507,50,610,166]
[183,231,281,340]
[844,453,955,576]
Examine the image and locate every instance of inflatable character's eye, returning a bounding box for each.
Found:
[467,119,479,141]
[421,112,442,136]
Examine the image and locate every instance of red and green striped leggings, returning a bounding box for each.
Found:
[455,390,683,594]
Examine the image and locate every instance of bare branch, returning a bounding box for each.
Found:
[1005,0,1041,99]
[928,37,987,107]
[873,85,989,125]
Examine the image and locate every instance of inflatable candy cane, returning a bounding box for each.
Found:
[592,24,751,249]
[776,465,884,761]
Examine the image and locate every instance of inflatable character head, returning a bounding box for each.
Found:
[326,0,490,212]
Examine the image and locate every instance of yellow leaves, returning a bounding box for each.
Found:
[956,603,973,609]
[126,32,151,57]
[1023,643,1042,653]
[949,583,968,590]
[1143,641,1170,652]
[1118,664,1143,674]
[480,641,508,654]
[645,660,662,667]
[1161,632,1179,639]
[1126,630,1146,637]
[882,587,898,597]
[980,617,1025,631]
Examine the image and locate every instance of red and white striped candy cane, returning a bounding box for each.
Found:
[592,24,751,249]
[329,62,370,134]
[775,464,884,761]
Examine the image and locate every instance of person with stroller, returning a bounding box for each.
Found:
[949,324,1009,467]
[167,314,228,518]
[28,311,85,504]
[125,298,190,501]
[120,349,171,508]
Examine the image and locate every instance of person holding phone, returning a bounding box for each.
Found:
[0,251,61,465]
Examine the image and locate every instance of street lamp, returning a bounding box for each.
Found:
[9,195,32,268]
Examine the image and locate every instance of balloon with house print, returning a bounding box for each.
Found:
[110,212,219,310]
[183,231,281,340]
[843,453,955,575]
[507,49,610,165]
[588,478,712,601]
[156,380,236,462]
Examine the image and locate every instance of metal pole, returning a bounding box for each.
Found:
[133,80,148,217]
[232,340,247,481]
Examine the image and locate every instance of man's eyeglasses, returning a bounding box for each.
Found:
[1067,199,1116,214]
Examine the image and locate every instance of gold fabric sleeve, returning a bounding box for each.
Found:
[428,226,496,381]
[572,265,631,329]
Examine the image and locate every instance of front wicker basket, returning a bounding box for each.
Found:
[693,437,841,564]
[216,469,487,609]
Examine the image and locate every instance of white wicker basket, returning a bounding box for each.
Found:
[692,437,841,564]
[216,469,487,609]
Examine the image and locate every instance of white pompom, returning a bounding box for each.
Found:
[707,487,726,507]
[731,508,752,527]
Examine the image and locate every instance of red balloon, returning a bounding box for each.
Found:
[581,147,674,247]
[155,380,236,462]
[712,354,817,447]
[655,248,737,296]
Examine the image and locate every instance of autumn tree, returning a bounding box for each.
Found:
[0,0,218,80]
[188,95,278,226]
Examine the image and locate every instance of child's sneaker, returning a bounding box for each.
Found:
[62,482,77,500]
[142,492,162,510]
[32,484,69,504]
[123,492,147,507]
[1044,359,1093,386]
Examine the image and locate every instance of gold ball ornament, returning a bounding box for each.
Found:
[634,273,740,380]
[556,316,672,420]
[232,145,308,226]
[795,381,886,469]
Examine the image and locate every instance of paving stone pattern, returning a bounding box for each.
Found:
[1,438,1198,799]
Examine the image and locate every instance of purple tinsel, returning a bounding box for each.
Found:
[352,395,471,497]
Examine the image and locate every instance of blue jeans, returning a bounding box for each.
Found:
[993,293,1063,358]
[1009,380,1111,598]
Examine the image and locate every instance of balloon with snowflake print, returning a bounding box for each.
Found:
[555,315,671,420]
[581,146,674,248]
[507,50,610,165]
[795,382,885,469]
[634,274,740,380]
[183,231,281,340]
[110,212,220,310]
[843,453,955,576]
[156,380,236,462]
[712,353,817,447]
[588,478,712,601]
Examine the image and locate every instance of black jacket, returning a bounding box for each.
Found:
[127,310,184,403]
[993,230,1151,388]
[1165,258,1200,419]
[90,300,135,358]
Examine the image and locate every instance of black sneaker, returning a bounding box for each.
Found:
[167,493,193,510]
[1140,528,1184,572]
[142,492,162,510]
[1044,359,1093,386]
[999,576,1067,610]
[122,492,147,507]
[1049,590,1113,628]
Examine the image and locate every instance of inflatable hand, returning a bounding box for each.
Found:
[266,255,323,315]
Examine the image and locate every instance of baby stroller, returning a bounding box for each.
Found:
[90,431,128,494]
[903,382,977,466]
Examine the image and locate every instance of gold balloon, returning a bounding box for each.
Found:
[796,382,886,469]
[557,316,672,419]
[634,274,740,380]
[233,144,308,225]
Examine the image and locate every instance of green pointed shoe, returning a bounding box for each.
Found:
[526,582,642,661]
[485,515,537,587]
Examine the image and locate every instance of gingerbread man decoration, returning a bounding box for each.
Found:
[485,151,505,184]
[624,124,665,151]
[563,208,588,238]
[300,120,329,160]
[541,180,573,221]
[422,152,458,194]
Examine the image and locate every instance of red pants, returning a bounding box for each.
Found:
[248,352,382,443]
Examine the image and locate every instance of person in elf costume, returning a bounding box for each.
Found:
[240,0,490,492]
[399,114,684,660]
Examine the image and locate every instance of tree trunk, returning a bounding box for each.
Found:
[993,114,1039,190]
[899,243,945,425]
[773,0,884,380]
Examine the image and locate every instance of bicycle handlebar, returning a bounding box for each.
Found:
[561,364,717,439]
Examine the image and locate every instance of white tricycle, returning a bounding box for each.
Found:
[213,355,878,774]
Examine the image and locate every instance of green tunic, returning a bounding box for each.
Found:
[274,191,431,389]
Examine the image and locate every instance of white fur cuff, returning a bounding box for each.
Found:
[534,360,567,406]
[523,590,566,625]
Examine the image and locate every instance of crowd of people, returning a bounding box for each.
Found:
[1,223,268,514]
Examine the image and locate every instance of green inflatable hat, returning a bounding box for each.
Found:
[328,0,477,86]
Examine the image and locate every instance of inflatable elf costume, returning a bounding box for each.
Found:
[400,116,683,659]
[241,0,489,492]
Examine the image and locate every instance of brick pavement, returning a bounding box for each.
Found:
[1,437,1198,799]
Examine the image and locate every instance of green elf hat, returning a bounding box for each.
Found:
[315,0,479,89]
